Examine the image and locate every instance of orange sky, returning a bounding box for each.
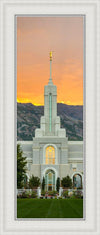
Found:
[17,16,83,105]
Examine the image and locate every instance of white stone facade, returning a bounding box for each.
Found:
[17,140,83,189]
[17,55,83,190]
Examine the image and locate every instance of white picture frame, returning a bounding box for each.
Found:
[0,0,100,234]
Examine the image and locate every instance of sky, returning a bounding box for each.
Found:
[17,16,84,105]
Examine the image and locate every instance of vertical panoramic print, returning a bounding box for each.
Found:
[17,16,84,218]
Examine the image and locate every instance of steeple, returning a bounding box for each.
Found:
[35,52,66,138]
[48,51,53,85]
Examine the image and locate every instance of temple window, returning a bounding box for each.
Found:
[45,146,55,164]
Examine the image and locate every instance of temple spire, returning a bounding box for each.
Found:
[48,51,53,85]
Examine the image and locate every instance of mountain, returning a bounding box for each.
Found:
[17,103,83,141]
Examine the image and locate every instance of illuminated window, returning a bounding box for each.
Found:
[45,146,55,164]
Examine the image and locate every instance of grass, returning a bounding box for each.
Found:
[17,198,83,218]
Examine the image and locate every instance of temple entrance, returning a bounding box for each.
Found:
[45,169,55,191]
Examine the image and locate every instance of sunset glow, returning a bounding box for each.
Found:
[17,16,83,105]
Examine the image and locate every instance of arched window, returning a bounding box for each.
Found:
[45,146,55,164]
[73,174,82,188]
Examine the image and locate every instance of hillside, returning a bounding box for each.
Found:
[17,103,83,141]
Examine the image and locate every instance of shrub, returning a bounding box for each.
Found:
[48,191,53,196]
[31,191,37,198]
[41,190,45,196]
[29,175,40,189]
[18,191,32,198]
[61,175,72,188]
[25,191,32,198]
[52,191,57,196]
[75,190,83,199]
[70,194,76,199]
[63,190,68,198]
[21,192,28,198]
[68,191,73,197]
[48,191,57,196]
[17,194,22,198]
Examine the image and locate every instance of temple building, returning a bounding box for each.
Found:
[17,52,83,191]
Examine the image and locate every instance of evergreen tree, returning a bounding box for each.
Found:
[56,177,60,192]
[42,176,45,190]
[17,144,27,188]
[61,175,72,188]
[29,175,40,188]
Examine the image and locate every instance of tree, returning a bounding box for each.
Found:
[17,144,27,188]
[42,176,45,190]
[56,177,60,192]
[61,175,72,188]
[29,175,40,189]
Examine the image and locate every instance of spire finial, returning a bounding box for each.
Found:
[50,51,52,61]
[48,51,53,85]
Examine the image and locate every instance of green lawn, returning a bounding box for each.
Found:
[17,198,83,218]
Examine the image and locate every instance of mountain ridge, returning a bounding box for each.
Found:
[17,103,83,141]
